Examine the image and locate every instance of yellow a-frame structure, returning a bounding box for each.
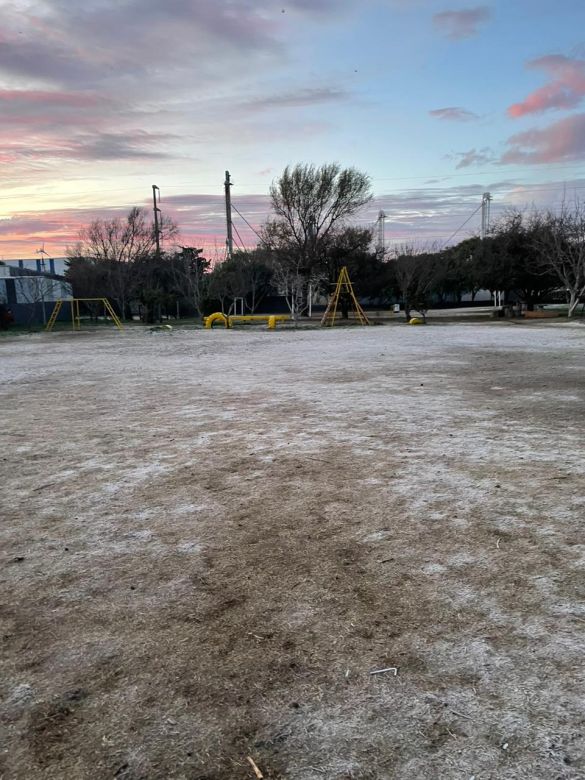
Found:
[321,266,370,327]
[46,298,124,332]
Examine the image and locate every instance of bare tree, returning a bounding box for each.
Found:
[262,163,372,319]
[171,247,210,317]
[67,207,178,319]
[268,162,372,265]
[392,246,441,321]
[533,203,585,317]
[228,252,273,313]
[13,274,56,326]
[207,262,233,314]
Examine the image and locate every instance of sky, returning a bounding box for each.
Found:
[1,0,584,260]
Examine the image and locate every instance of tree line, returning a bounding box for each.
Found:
[66,164,585,321]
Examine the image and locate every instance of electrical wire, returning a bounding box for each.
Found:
[231,221,249,253]
[441,203,483,248]
[231,203,264,241]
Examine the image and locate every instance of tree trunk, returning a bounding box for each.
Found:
[568,290,579,317]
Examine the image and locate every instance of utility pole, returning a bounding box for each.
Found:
[481,192,499,307]
[376,210,387,259]
[36,244,50,325]
[224,171,234,260]
[152,185,161,258]
[480,192,492,240]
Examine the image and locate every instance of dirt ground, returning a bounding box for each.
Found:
[1,322,585,780]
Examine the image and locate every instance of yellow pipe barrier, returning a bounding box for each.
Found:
[204,312,229,329]
[204,313,290,329]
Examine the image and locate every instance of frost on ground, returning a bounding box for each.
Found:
[1,322,585,780]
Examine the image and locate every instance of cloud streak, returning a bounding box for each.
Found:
[240,87,351,111]
[429,106,479,121]
[433,6,490,40]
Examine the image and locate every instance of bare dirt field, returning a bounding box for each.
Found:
[1,322,585,780]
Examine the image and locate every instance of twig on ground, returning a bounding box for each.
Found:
[450,709,474,721]
[370,667,398,676]
[496,537,501,549]
[246,756,264,779]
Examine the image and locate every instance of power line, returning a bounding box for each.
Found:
[442,203,483,248]
[231,221,249,253]
[231,203,264,241]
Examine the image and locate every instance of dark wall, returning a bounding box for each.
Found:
[10,300,72,327]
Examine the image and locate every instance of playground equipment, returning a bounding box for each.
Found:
[321,266,370,326]
[409,317,425,325]
[46,298,124,332]
[204,313,290,330]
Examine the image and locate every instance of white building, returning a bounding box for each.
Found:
[0,263,72,326]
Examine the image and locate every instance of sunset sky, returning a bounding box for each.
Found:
[1,0,584,260]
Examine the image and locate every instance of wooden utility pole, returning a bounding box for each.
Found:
[224,171,234,260]
[152,184,161,258]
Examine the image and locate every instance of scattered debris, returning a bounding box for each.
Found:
[149,324,173,333]
[246,755,264,779]
[496,537,501,549]
[370,667,398,676]
[11,556,25,563]
[246,632,266,641]
[450,709,474,721]
[502,742,509,750]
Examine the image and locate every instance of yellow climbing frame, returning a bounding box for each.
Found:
[321,266,370,326]
[46,298,124,332]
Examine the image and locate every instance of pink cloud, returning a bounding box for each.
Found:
[429,106,479,121]
[508,55,585,118]
[433,6,490,40]
[501,113,585,164]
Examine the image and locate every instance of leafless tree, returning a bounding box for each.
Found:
[533,202,585,317]
[392,245,441,321]
[262,163,372,319]
[13,274,56,326]
[268,162,372,266]
[171,247,210,317]
[67,207,178,318]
